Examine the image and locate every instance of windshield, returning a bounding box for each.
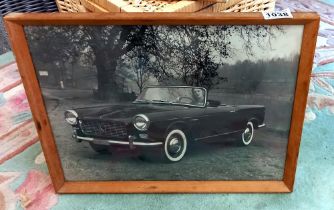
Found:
[134,87,206,107]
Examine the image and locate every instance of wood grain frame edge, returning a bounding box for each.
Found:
[57,180,290,194]
[4,19,66,192]
[4,12,319,26]
[282,16,320,192]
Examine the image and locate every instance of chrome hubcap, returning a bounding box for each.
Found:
[164,130,187,161]
[169,138,181,154]
[243,126,252,141]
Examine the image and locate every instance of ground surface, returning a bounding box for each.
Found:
[45,98,288,181]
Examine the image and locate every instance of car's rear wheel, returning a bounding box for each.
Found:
[163,129,187,162]
[89,142,109,154]
[241,122,254,145]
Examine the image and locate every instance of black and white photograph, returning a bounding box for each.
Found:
[25,24,304,181]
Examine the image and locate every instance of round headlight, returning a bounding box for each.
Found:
[133,114,150,131]
[65,110,78,125]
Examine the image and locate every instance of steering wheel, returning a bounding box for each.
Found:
[177,96,193,104]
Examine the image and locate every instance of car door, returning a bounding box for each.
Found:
[205,105,232,135]
[184,107,211,140]
[204,105,242,136]
[225,105,245,133]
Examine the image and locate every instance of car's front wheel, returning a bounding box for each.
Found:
[89,142,110,154]
[241,121,254,145]
[163,129,188,162]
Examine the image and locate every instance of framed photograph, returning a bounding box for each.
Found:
[4,13,319,193]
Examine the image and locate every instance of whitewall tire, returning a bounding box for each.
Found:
[241,122,254,145]
[164,129,187,162]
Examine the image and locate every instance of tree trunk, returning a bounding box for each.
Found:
[95,51,118,100]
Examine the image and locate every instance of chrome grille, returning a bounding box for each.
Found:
[79,120,127,138]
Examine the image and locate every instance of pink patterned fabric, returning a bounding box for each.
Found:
[0,62,20,93]
[0,61,37,164]
[15,170,58,210]
[0,120,38,164]
[0,172,20,210]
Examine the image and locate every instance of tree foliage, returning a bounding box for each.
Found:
[26,25,148,99]
[25,24,284,98]
[128,25,283,91]
[220,55,300,94]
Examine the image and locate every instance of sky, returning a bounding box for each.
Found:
[224,25,304,64]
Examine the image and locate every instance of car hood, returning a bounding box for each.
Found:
[73,103,187,120]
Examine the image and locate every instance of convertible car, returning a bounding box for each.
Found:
[64,86,265,162]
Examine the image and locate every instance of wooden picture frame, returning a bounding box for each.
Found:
[4,12,319,193]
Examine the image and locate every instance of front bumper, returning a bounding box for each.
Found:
[75,135,163,148]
